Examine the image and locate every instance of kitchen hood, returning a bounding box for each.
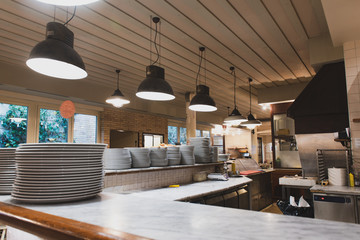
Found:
[287,61,349,134]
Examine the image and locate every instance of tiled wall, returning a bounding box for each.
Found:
[103,165,218,193]
[343,41,360,172]
[100,108,168,147]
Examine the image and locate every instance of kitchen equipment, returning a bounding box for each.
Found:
[313,193,356,223]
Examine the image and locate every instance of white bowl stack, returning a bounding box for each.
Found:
[126,148,150,168]
[150,148,168,167]
[218,154,230,162]
[189,137,211,163]
[167,147,181,166]
[179,145,195,165]
[0,148,16,194]
[12,143,106,203]
[103,148,132,170]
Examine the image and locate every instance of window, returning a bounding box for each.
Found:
[202,130,210,138]
[143,133,164,147]
[168,126,177,145]
[73,113,97,143]
[0,103,28,147]
[196,129,201,137]
[39,108,68,143]
[180,127,187,145]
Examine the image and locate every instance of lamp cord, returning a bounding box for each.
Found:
[232,69,236,108]
[117,72,119,90]
[64,6,76,26]
[195,49,203,87]
[151,21,160,65]
[249,78,252,114]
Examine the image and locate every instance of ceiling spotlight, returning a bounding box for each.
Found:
[36,0,100,6]
[241,78,262,129]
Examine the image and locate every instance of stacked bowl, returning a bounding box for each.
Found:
[0,148,16,194]
[126,148,150,168]
[12,143,106,203]
[167,147,181,166]
[103,148,132,170]
[210,146,219,163]
[179,145,195,165]
[150,148,168,167]
[218,154,230,162]
[189,137,211,163]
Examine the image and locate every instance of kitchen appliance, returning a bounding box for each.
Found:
[313,193,356,223]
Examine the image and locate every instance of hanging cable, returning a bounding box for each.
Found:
[204,49,207,86]
[195,47,204,87]
[116,69,120,90]
[151,17,160,65]
[64,6,76,26]
[230,67,236,108]
[53,5,56,22]
[248,78,253,114]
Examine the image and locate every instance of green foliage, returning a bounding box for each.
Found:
[168,126,177,145]
[39,109,68,143]
[0,105,27,148]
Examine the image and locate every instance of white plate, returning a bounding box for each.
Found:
[16,166,101,172]
[14,177,102,185]
[12,185,102,194]
[16,163,102,169]
[18,143,106,147]
[11,188,101,198]
[15,173,102,181]
[11,192,99,203]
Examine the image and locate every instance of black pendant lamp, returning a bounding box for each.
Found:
[36,0,99,6]
[241,78,262,129]
[26,8,87,80]
[189,47,217,112]
[223,66,246,125]
[136,17,175,101]
[106,69,130,108]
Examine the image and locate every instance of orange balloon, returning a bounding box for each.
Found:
[60,100,75,118]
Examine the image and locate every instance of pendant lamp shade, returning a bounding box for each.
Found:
[224,107,247,125]
[26,22,87,80]
[241,113,262,129]
[189,47,217,112]
[136,17,175,101]
[106,69,130,108]
[37,0,99,6]
[136,65,175,101]
[241,77,262,129]
[189,85,217,112]
[224,66,246,125]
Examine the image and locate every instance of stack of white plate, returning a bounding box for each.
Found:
[11,143,106,203]
[179,145,195,165]
[210,146,219,163]
[150,148,168,167]
[167,147,181,166]
[328,167,347,186]
[189,137,211,163]
[103,148,132,170]
[0,148,16,194]
[125,148,150,168]
[218,154,230,162]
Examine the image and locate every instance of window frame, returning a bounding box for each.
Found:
[0,90,101,144]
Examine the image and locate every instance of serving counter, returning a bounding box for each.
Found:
[1,186,360,239]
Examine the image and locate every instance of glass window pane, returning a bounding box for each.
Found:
[203,130,210,138]
[180,127,187,145]
[168,126,177,145]
[144,135,153,148]
[196,129,201,137]
[39,109,68,143]
[153,135,163,146]
[0,103,28,148]
[73,113,97,143]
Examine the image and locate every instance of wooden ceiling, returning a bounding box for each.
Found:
[0,0,329,120]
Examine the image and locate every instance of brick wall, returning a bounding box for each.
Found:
[100,108,168,147]
[344,41,360,172]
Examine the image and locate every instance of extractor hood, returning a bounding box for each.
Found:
[287,61,349,134]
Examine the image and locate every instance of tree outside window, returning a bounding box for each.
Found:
[0,103,28,148]
[39,109,68,143]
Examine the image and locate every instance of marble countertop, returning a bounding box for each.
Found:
[311,185,360,195]
[126,177,252,201]
[1,193,359,240]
